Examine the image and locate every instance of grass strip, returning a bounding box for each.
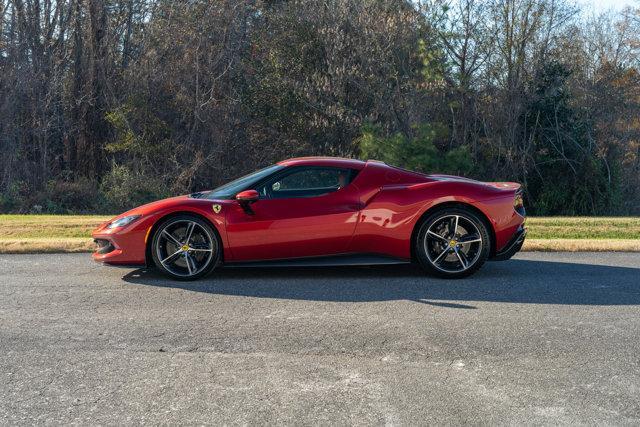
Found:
[524,239,640,252]
[0,238,94,254]
[526,217,640,239]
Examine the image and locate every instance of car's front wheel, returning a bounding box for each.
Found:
[415,207,490,278]
[151,215,221,280]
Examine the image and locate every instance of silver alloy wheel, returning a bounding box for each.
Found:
[155,220,216,278]
[424,214,483,273]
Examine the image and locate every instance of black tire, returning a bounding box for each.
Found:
[151,214,221,281]
[415,207,491,279]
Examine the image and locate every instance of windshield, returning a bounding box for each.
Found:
[204,164,283,199]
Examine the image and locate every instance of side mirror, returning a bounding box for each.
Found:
[235,189,259,215]
[236,189,259,203]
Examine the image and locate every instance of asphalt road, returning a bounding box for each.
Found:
[1,252,640,425]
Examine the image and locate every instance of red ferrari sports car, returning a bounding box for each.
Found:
[92,157,526,280]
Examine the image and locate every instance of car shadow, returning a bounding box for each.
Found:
[122,259,640,307]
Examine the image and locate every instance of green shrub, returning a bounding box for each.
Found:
[356,123,474,176]
[42,179,101,214]
[0,181,23,213]
[100,164,169,212]
[1,180,102,214]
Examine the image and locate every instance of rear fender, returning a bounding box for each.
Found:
[351,181,519,259]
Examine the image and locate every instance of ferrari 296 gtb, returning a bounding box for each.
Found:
[92,157,526,280]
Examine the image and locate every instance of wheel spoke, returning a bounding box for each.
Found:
[184,253,194,275]
[433,247,450,265]
[161,250,182,265]
[427,230,448,242]
[189,248,212,252]
[188,254,198,274]
[162,230,182,246]
[455,249,468,269]
[184,222,195,245]
[190,240,211,250]
[452,215,459,237]
[458,234,481,244]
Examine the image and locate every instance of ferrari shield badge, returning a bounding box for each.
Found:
[212,204,222,214]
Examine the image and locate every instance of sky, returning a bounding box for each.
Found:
[579,0,637,12]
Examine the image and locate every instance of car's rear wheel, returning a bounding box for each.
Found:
[151,215,221,280]
[415,207,490,278]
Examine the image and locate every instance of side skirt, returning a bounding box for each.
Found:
[224,253,410,268]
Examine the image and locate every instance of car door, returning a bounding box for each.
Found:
[225,166,362,261]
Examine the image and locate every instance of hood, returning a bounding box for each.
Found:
[126,194,190,213]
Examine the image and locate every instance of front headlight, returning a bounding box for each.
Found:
[107,215,142,229]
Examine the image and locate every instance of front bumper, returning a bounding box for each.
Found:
[92,220,150,266]
[492,225,526,261]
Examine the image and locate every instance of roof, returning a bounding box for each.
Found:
[277,156,367,169]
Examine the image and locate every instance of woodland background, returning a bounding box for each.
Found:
[0,0,639,214]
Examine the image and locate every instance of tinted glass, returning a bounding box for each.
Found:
[257,167,357,199]
[278,169,343,189]
[206,164,282,199]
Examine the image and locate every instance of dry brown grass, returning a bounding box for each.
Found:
[523,239,640,252]
[526,217,640,239]
[0,215,108,254]
[0,238,94,254]
[0,215,109,238]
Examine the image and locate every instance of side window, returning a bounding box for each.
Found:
[257,167,357,199]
